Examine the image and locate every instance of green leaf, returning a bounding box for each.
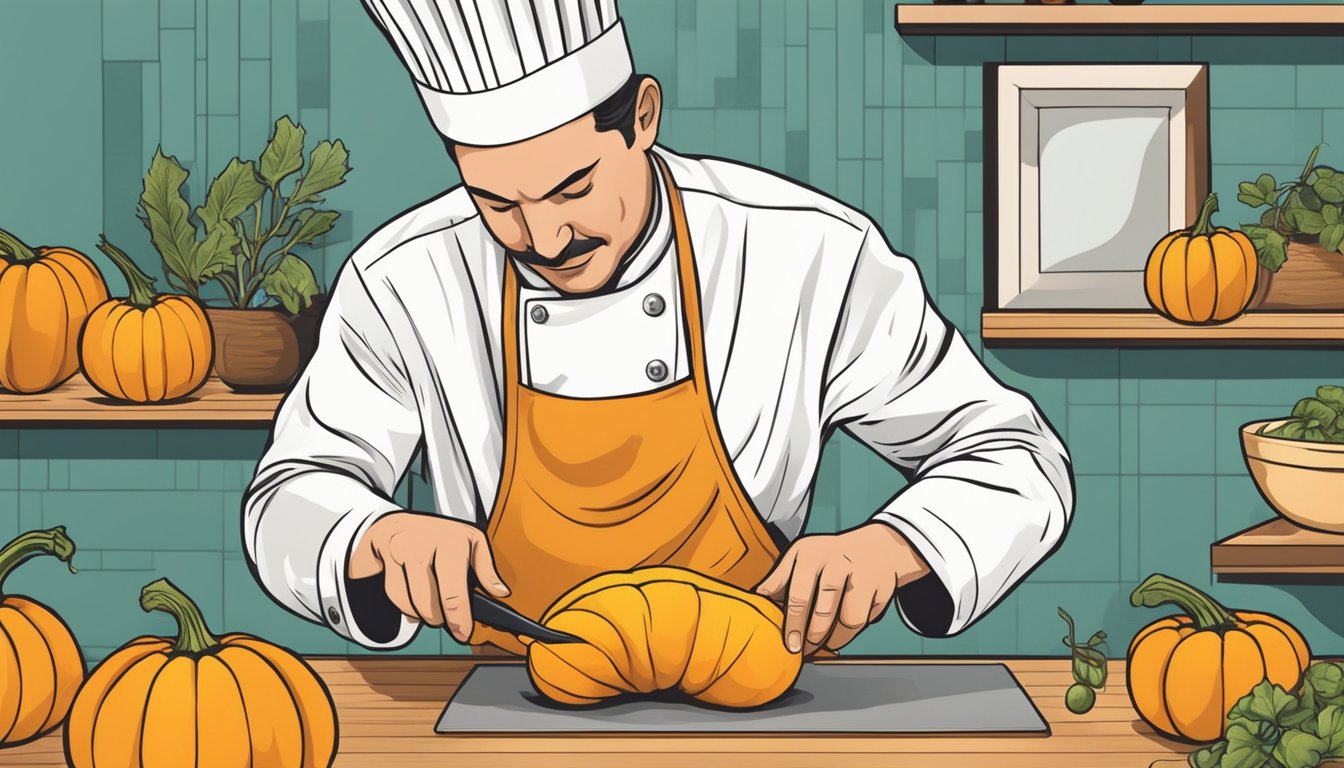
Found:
[1316,388,1344,410]
[1273,730,1328,768]
[1288,207,1328,235]
[199,158,265,228]
[1224,720,1275,768]
[1299,186,1324,212]
[260,254,319,314]
[1324,206,1342,226]
[1324,223,1344,255]
[1192,741,1229,768]
[260,116,305,188]
[1265,420,1308,440]
[1240,183,1271,209]
[138,148,201,286]
[1307,663,1344,701]
[1241,225,1289,272]
[1314,175,1344,205]
[1316,705,1344,757]
[287,209,340,248]
[1292,398,1339,427]
[1262,209,1281,228]
[191,222,240,283]
[290,139,350,205]
[1232,681,1313,731]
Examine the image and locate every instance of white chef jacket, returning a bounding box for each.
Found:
[241,145,1075,650]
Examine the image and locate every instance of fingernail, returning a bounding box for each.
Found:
[494,582,510,596]
[787,631,802,653]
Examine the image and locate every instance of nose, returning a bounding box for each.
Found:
[519,204,572,262]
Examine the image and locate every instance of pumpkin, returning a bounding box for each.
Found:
[64,577,337,768]
[1126,573,1310,743]
[77,236,213,402]
[523,566,802,708]
[0,227,110,393]
[0,526,86,747]
[1144,192,1259,325]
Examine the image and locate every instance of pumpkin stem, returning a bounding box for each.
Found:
[1130,573,1237,632]
[0,227,39,263]
[139,578,220,654]
[1191,192,1220,238]
[95,235,158,309]
[0,527,78,593]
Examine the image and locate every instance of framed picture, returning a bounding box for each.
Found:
[986,63,1210,311]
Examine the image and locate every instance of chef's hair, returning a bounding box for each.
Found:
[444,73,647,157]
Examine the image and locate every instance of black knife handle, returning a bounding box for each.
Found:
[467,590,583,644]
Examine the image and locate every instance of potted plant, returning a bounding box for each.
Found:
[1237,144,1344,309]
[139,116,349,392]
[1241,384,1344,534]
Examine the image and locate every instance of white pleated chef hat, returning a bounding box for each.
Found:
[362,0,633,147]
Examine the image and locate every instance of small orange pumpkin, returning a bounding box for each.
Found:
[1127,573,1310,743]
[0,526,86,747]
[1144,192,1259,325]
[77,236,213,402]
[0,228,110,393]
[64,577,338,768]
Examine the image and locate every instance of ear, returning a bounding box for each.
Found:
[633,77,662,151]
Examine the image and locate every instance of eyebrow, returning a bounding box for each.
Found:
[467,160,599,207]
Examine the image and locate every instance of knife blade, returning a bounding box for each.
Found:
[468,590,584,644]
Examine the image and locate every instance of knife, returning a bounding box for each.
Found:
[467,590,584,644]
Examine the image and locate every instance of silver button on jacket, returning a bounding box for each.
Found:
[643,293,666,317]
[529,304,549,324]
[646,359,668,382]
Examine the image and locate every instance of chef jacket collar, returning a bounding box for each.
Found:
[511,153,671,297]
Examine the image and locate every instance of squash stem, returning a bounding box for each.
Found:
[95,235,157,308]
[140,577,220,654]
[0,527,77,593]
[1191,193,1220,237]
[1130,574,1236,632]
[0,227,39,263]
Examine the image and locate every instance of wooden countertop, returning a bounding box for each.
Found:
[4,655,1217,767]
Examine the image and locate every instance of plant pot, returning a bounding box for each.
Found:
[206,308,302,393]
[1249,238,1344,309]
[287,291,328,374]
[1241,419,1344,533]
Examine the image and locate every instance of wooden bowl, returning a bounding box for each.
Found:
[1242,419,1344,533]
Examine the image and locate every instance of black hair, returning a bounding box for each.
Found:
[444,73,648,157]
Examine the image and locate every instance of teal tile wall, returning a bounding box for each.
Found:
[3,0,1344,663]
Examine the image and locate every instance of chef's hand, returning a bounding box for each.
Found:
[754,522,931,655]
[347,511,510,642]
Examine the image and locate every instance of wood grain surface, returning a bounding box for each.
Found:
[0,656,1230,767]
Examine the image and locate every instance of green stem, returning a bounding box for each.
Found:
[0,527,77,593]
[0,227,39,262]
[1301,144,1323,182]
[139,577,220,654]
[1191,193,1220,237]
[96,236,157,308]
[1130,574,1237,632]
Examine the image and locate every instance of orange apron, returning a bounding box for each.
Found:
[467,156,782,655]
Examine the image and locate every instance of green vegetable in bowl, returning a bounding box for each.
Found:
[1059,607,1107,715]
[1259,385,1344,443]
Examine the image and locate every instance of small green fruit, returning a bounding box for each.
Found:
[1066,683,1096,714]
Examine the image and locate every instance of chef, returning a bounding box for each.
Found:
[242,0,1074,659]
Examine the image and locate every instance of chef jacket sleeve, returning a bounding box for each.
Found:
[820,223,1074,637]
[242,258,423,650]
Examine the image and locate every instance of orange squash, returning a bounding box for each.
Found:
[1144,193,1259,325]
[524,566,802,708]
[0,526,86,747]
[64,577,337,768]
[77,236,213,402]
[0,228,110,393]
[1127,573,1310,743]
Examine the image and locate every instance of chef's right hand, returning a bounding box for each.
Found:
[347,511,510,642]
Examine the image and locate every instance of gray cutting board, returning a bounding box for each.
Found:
[434,663,1050,735]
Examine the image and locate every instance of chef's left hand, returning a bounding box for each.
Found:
[754,522,931,655]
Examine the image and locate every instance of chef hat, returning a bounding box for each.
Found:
[362,0,634,147]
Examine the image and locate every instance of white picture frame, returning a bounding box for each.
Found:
[989,64,1209,310]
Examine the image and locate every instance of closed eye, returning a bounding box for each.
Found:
[489,202,517,213]
[560,182,593,201]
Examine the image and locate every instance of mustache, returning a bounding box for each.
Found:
[506,237,605,268]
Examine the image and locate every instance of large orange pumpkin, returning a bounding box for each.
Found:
[1144,192,1259,325]
[77,236,213,402]
[523,566,802,708]
[64,577,337,768]
[0,526,86,747]
[0,227,109,393]
[1127,573,1310,743]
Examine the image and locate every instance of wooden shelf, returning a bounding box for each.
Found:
[0,376,282,427]
[981,310,1344,346]
[1213,518,1344,576]
[894,4,1344,36]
